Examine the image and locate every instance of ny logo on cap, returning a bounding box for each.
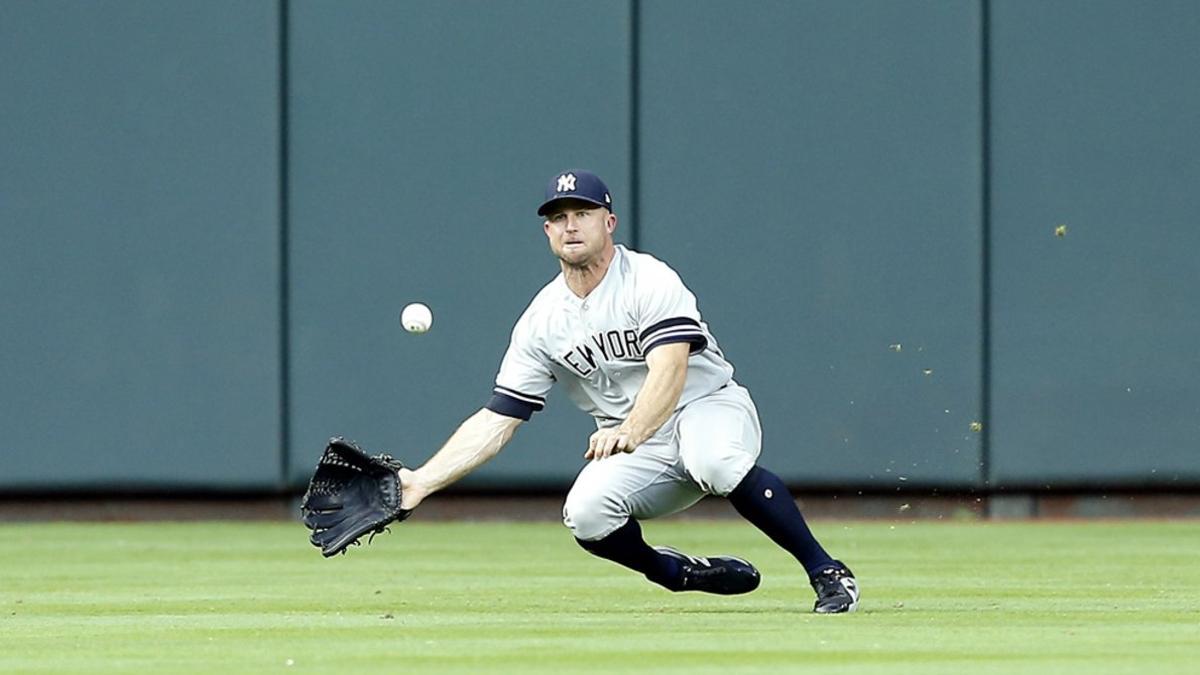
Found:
[556,173,577,193]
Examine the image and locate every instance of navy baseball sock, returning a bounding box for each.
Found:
[576,518,682,588]
[728,466,837,577]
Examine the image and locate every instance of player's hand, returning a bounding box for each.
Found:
[585,428,638,460]
[397,467,427,511]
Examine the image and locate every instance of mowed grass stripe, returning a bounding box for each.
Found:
[1,520,1197,674]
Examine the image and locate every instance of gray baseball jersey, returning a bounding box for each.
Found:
[486,245,735,425]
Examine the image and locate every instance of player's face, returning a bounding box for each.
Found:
[543,201,616,267]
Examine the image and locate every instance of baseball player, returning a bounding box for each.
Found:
[396,170,859,613]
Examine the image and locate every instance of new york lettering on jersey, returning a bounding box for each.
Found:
[560,328,643,378]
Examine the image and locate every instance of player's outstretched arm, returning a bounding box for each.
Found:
[399,408,522,510]
[587,341,690,460]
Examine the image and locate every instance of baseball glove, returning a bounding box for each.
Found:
[300,437,412,557]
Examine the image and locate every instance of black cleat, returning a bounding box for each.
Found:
[811,563,859,613]
[653,546,761,595]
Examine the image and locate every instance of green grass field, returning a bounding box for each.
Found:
[1,519,1197,673]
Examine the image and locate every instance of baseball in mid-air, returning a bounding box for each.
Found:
[401,302,433,333]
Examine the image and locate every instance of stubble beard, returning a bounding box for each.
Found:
[554,241,598,271]
[558,251,594,271]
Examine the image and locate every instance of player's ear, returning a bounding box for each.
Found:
[606,212,617,234]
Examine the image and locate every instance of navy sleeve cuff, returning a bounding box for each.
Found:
[644,334,707,356]
[485,386,546,421]
[640,317,707,355]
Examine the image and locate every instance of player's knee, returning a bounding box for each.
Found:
[681,447,754,497]
[562,489,627,542]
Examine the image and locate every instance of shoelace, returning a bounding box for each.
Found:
[812,571,849,597]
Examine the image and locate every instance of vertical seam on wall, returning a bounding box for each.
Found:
[979,0,993,500]
[628,0,641,250]
[278,0,292,489]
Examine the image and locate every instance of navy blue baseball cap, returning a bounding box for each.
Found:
[537,170,614,216]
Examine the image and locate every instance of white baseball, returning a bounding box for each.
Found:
[401,302,433,333]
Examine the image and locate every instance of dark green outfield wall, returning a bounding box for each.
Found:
[3,1,1196,492]
[987,0,1200,487]
[1,1,281,489]
[637,1,984,488]
[285,0,633,488]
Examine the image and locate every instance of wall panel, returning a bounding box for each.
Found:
[287,0,633,487]
[639,0,985,487]
[0,1,281,489]
[989,0,1200,487]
